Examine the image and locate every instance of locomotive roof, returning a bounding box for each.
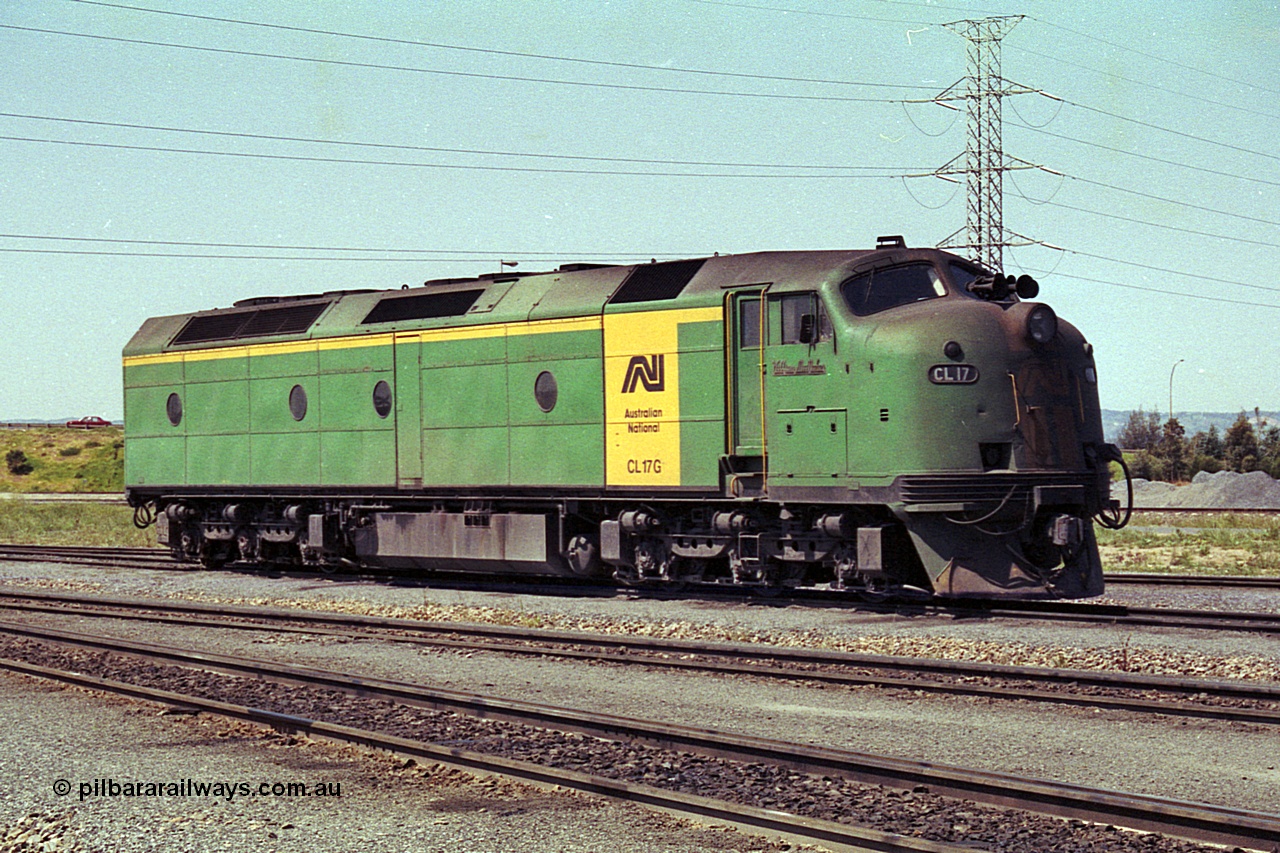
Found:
[123,246,961,357]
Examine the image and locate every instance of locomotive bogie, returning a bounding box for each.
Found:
[124,245,1124,598]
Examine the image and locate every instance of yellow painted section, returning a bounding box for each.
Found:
[604,306,719,487]
[122,317,601,368]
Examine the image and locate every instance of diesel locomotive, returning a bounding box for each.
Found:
[123,237,1128,598]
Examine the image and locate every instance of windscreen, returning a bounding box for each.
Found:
[840,263,945,316]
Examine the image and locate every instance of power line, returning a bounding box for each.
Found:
[0,112,926,173]
[0,232,692,258]
[1026,13,1280,99]
[685,0,934,24]
[1049,247,1280,295]
[1007,118,1280,189]
[61,0,936,93]
[1059,171,1280,230]
[1031,268,1280,311]
[1011,43,1280,123]
[1054,93,1280,165]
[0,133,921,179]
[0,247,522,262]
[0,24,914,104]
[1028,198,1278,250]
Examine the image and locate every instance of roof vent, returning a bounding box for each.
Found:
[876,235,906,249]
[609,258,706,304]
[171,301,329,345]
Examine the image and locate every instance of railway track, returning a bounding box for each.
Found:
[0,544,179,571]
[4,544,1280,632]
[1106,572,1280,589]
[0,619,1275,851]
[1,590,1276,727]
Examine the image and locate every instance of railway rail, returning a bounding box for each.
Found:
[0,620,1275,851]
[1,590,1276,727]
[4,543,1280,632]
[1105,572,1280,589]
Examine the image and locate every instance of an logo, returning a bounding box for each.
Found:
[621,354,665,393]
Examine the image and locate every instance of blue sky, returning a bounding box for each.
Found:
[2,0,1277,420]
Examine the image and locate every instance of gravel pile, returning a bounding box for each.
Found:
[1114,469,1280,508]
[0,635,1238,853]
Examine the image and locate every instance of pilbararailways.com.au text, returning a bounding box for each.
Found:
[54,778,342,801]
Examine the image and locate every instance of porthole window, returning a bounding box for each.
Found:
[288,384,308,421]
[166,392,182,426]
[372,379,393,419]
[534,370,558,413]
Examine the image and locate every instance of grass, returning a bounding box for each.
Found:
[1,426,124,493]
[0,426,146,547]
[1096,512,1280,576]
[0,500,155,547]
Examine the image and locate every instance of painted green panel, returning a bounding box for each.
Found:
[124,435,186,486]
[184,353,247,383]
[250,433,321,485]
[675,348,724,421]
[394,340,422,484]
[249,376,318,433]
[185,380,249,436]
[124,385,185,439]
[185,434,250,484]
[506,328,600,362]
[421,363,508,429]
[320,430,396,486]
[421,334,506,368]
[249,349,318,379]
[125,360,184,389]
[677,420,722,488]
[507,358,603,427]
[769,409,847,477]
[510,424,603,486]
[319,343,393,374]
[421,426,509,486]
[318,371,395,432]
[676,319,723,353]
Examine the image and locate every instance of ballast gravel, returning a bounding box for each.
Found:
[0,670,789,853]
[2,557,1279,850]
[0,641,1232,853]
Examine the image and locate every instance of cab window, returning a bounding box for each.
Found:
[841,263,945,316]
[775,293,832,344]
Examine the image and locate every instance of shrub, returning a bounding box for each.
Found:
[5,449,32,475]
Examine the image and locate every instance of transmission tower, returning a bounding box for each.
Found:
[932,16,1037,271]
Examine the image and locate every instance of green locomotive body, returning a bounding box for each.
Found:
[123,240,1123,597]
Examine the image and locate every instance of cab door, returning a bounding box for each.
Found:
[762,292,846,479]
[728,289,766,458]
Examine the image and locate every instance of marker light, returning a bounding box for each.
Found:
[1026,305,1058,344]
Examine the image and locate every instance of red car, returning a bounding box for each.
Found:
[66,416,112,429]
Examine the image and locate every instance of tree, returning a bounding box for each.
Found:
[1259,424,1280,478]
[1223,412,1259,472]
[1154,417,1188,482]
[1118,407,1162,451]
[1193,424,1224,460]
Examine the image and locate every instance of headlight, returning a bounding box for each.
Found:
[1026,304,1058,344]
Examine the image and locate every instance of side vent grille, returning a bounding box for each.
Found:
[609,258,706,304]
[361,289,485,324]
[171,301,329,345]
